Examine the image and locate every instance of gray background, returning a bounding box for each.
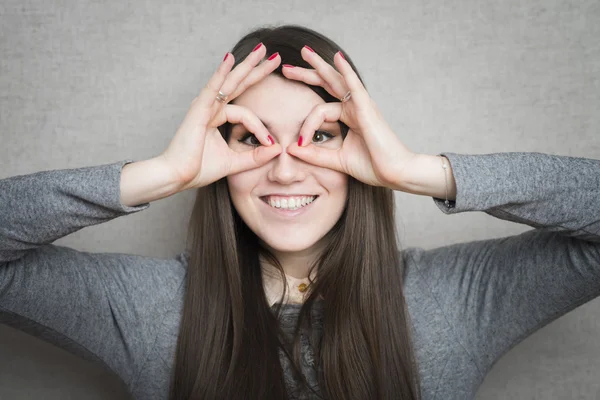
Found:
[1,0,599,398]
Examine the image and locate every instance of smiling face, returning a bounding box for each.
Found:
[226,74,348,269]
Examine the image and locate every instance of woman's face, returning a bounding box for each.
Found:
[227,74,348,257]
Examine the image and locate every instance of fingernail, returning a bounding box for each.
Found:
[338,51,345,60]
[298,136,303,146]
[223,53,229,62]
[282,64,294,68]
[252,43,263,52]
[268,135,274,145]
[268,52,279,61]
[304,45,315,53]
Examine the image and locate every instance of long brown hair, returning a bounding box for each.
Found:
[169,24,422,400]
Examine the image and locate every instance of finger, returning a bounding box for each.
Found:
[227,52,281,101]
[193,52,236,107]
[217,43,268,102]
[211,104,274,147]
[281,65,337,98]
[297,102,342,147]
[229,142,283,175]
[333,51,369,104]
[300,46,348,99]
[286,141,344,172]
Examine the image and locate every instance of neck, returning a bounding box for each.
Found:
[258,237,328,279]
[261,252,314,279]
[259,240,325,306]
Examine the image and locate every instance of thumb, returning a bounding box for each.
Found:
[287,142,343,172]
[229,143,282,175]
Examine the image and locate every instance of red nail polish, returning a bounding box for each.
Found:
[252,43,263,52]
[268,52,279,61]
[268,135,274,145]
[223,53,229,62]
[338,51,345,60]
[304,45,315,53]
[298,136,303,146]
[282,64,294,68]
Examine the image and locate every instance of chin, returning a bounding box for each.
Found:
[258,232,321,253]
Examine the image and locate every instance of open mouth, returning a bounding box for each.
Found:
[259,195,320,211]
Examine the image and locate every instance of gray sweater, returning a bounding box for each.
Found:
[1,152,599,400]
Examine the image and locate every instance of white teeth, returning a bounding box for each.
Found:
[265,195,317,210]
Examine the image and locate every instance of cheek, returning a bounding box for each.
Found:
[226,170,259,205]
[327,171,349,199]
[227,168,252,187]
[226,177,245,207]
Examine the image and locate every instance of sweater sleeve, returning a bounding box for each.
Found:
[405,152,600,379]
[0,160,185,394]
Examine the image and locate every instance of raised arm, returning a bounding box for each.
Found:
[0,159,186,395]
[400,151,600,392]
[0,157,183,263]
[399,151,599,241]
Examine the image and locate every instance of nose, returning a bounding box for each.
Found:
[267,142,307,184]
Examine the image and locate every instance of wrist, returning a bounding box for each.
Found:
[392,153,457,200]
[120,156,184,207]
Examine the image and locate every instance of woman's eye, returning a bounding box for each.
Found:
[237,130,335,147]
[238,132,261,147]
[312,130,334,144]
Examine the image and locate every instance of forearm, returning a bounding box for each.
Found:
[393,153,457,201]
[120,157,183,207]
[1,160,152,262]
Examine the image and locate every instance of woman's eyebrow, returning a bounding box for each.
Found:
[259,118,340,131]
[233,117,338,132]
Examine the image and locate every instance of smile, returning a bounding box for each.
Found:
[259,195,319,217]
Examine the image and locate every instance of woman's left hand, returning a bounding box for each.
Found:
[284,47,418,189]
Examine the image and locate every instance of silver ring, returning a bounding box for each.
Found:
[340,91,352,103]
[216,90,229,103]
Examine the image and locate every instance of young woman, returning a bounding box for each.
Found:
[0,24,598,400]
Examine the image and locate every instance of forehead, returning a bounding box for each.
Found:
[232,75,325,129]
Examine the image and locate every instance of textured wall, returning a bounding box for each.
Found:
[1,0,599,398]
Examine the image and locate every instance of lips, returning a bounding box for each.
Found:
[259,195,319,205]
[259,194,319,217]
[260,194,318,199]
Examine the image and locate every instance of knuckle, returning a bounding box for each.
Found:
[205,81,219,93]
[261,67,271,79]
[314,102,326,112]
[233,82,246,96]
[317,105,329,119]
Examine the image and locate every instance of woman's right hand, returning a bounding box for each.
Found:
[159,43,282,191]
